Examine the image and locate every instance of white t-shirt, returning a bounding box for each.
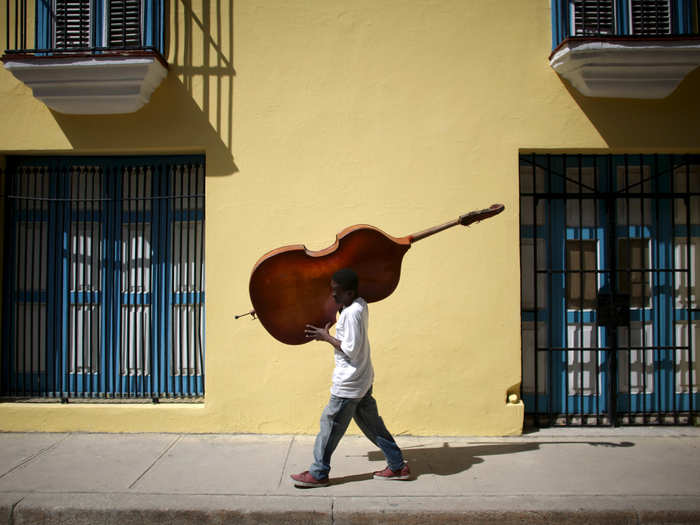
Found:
[331,297,374,398]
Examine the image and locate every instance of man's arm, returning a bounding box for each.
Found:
[306,307,363,359]
[305,323,342,351]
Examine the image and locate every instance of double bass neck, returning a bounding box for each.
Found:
[407,204,504,244]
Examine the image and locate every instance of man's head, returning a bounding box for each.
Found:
[331,268,358,307]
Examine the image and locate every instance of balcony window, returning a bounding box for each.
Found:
[569,0,674,37]
[2,0,168,114]
[51,0,144,49]
[29,0,166,54]
[555,0,695,46]
[550,0,700,98]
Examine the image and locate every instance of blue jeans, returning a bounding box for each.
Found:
[309,387,405,479]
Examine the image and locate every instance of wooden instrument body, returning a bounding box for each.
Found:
[249,225,411,345]
[243,204,505,346]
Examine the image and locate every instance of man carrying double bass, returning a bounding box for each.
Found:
[290,268,411,488]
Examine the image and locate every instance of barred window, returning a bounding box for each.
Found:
[1,156,205,399]
[520,154,700,425]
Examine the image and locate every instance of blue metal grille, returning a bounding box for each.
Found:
[1,155,205,400]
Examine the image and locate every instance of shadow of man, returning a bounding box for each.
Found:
[329,440,633,485]
[374,442,539,477]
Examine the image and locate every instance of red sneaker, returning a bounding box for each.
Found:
[290,470,330,488]
[373,464,412,480]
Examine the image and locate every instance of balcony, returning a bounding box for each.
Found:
[550,0,700,98]
[2,0,168,114]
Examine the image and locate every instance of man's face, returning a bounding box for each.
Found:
[331,280,355,307]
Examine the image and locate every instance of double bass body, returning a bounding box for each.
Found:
[243,204,504,345]
[249,225,411,345]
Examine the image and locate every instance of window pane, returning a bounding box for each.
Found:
[69,304,100,374]
[631,0,670,35]
[675,322,698,394]
[171,305,204,376]
[567,323,601,395]
[121,306,151,375]
[616,166,653,226]
[617,324,655,394]
[109,0,142,47]
[15,304,47,372]
[522,322,548,394]
[674,239,697,310]
[171,165,205,211]
[521,238,547,311]
[172,221,204,293]
[16,167,50,210]
[53,0,92,48]
[122,166,152,211]
[122,223,151,293]
[566,239,598,309]
[71,223,102,292]
[572,0,614,36]
[71,166,102,210]
[16,222,48,291]
[618,238,651,308]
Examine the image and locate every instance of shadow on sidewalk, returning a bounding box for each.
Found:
[330,440,634,485]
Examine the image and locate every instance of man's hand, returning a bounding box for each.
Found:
[305,323,342,350]
[304,322,332,342]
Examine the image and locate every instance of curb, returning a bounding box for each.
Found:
[8,495,330,525]
[2,494,700,525]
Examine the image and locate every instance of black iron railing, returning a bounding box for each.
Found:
[3,0,166,57]
[551,0,700,50]
[520,153,699,426]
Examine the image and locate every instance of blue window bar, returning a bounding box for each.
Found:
[551,0,700,50]
[1,156,205,400]
[3,0,166,57]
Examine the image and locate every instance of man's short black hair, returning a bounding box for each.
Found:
[332,268,359,292]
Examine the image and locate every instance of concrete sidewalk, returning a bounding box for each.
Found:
[1,427,699,524]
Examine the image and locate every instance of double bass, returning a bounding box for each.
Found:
[237,204,504,345]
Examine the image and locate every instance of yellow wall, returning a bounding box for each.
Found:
[0,0,699,435]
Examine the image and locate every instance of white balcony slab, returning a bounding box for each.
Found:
[2,54,168,114]
[550,39,700,99]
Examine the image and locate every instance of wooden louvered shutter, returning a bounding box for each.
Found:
[54,0,92,48]
[572,0,615,36]
[630,0,671,35]
[109,0,142,48]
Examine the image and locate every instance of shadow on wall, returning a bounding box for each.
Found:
[51,0,237,177]
[562,67,700,151]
